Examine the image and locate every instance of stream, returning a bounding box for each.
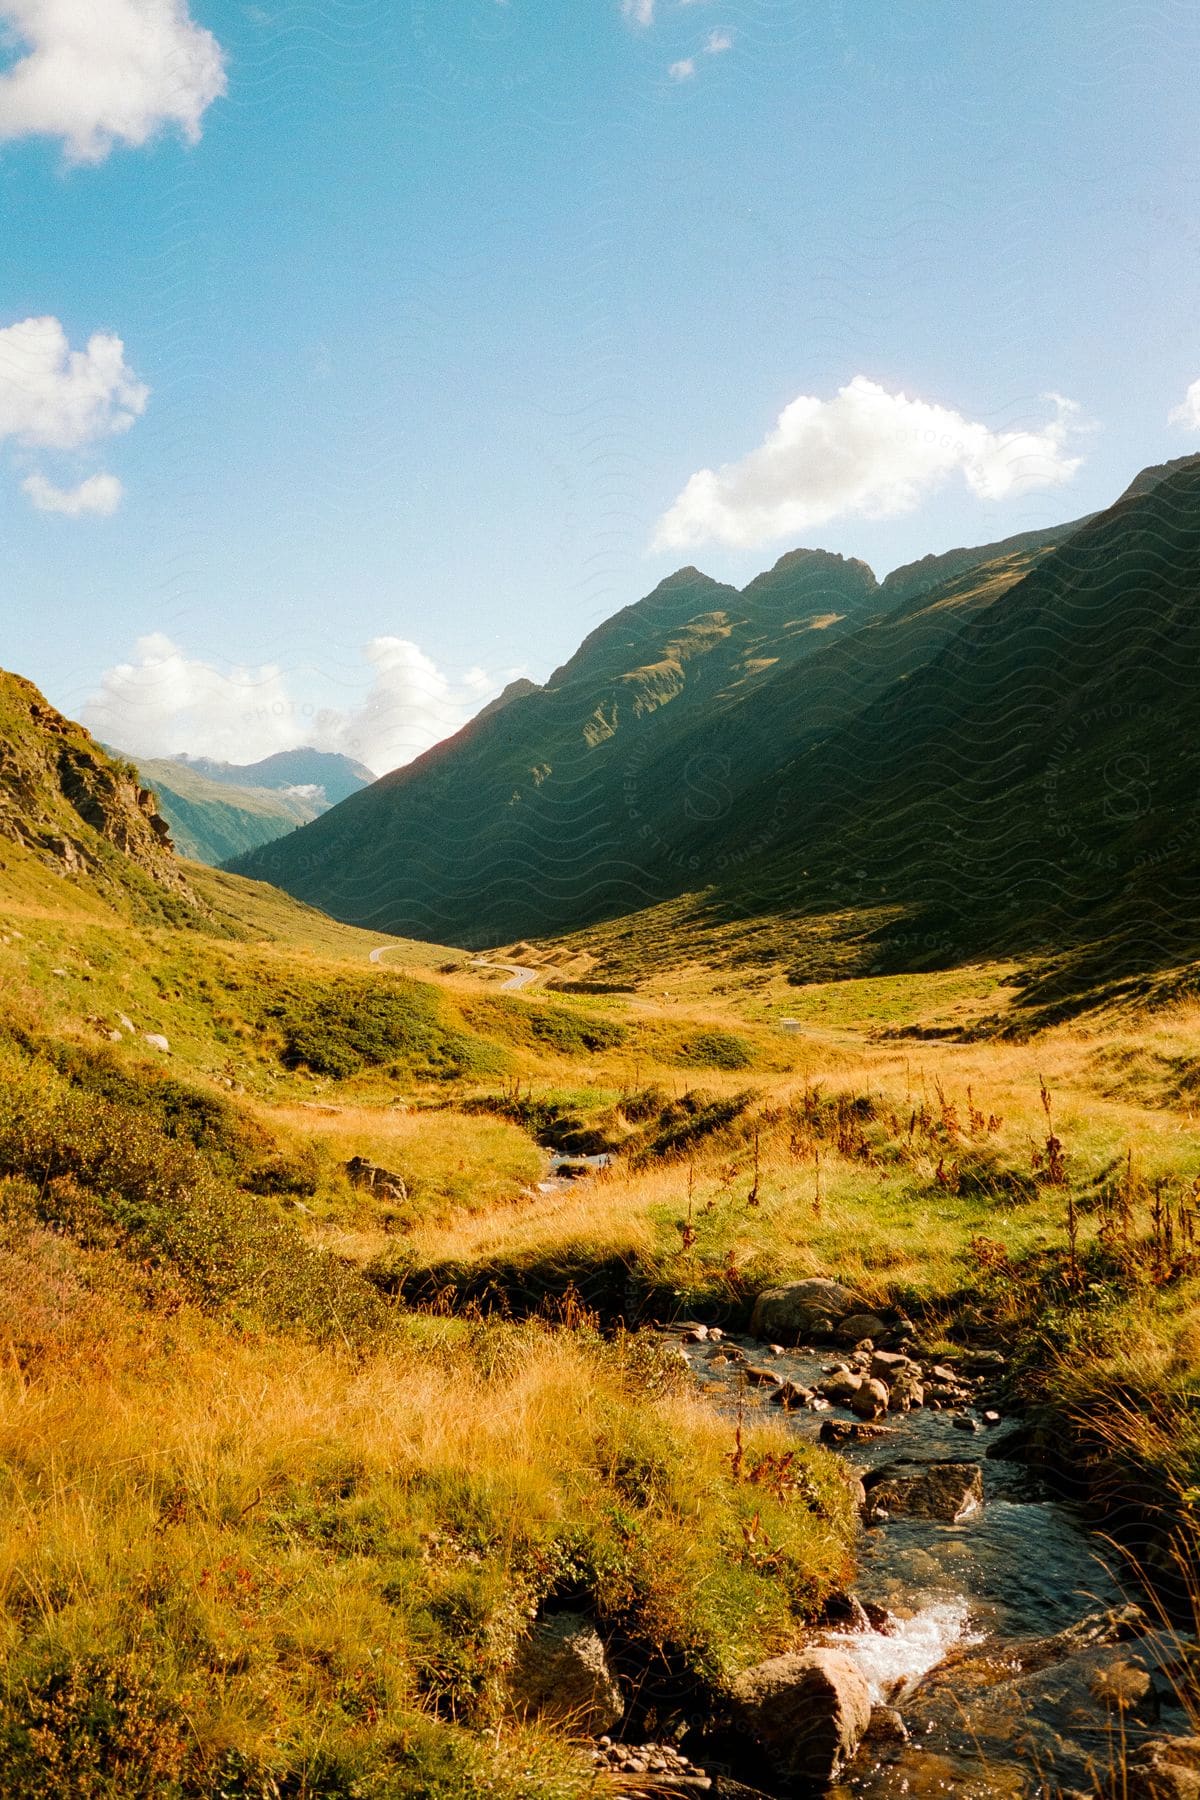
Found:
[673,1332,1190,1799]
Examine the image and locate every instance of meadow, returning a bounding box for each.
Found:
[2,845,1198,1793]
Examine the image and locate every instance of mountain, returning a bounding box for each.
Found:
[0,670,195,914]
[232,454,1200,1002]
[176,748,373,807]
[574,454,1200,1005]
[231,523,1080,944]
[121,756,332,866]
[230,551,899,938]
[104,747,374,867]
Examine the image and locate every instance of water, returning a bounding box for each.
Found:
[676,1335,1151,1796]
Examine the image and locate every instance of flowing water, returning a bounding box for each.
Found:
[674,1334,1181,1798]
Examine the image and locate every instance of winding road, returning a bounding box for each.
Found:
[368,941,540,992]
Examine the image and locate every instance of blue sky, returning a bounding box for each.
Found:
[2,0,1199,772]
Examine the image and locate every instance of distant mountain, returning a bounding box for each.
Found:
[230,531,1072,942]
[109,747,374,867]
[122,757,328,866]
[177,748,373,807]
[0,670,195,912]
[233,453,1200,1002]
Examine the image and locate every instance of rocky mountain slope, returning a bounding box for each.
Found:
[0,670,196,911]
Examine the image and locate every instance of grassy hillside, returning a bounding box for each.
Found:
[123,755,329,865]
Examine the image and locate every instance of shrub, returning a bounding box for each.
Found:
[675,1029,754,1071]
[0,1052,387,1343]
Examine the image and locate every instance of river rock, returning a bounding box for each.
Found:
[770,1380,813,1409]
[832,1312,890,1345]
[509,1612,623,1732]
[818,1370,863,1405]
[728,1648,872,1787]
[749,1279,868,1343]
[849,1378,890,1421]
[863,1457,983,1522]
[1122,1737,1200,1800]
[742,1365,780,1387]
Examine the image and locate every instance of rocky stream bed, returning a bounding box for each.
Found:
[561,1276,1198,1799]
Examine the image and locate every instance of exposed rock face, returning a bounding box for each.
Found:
[749,1279,868,1342]
[0,671,193,902]
[862,1458,983,1523]
[509,1612,623,1734]
[729,1648,872,1787]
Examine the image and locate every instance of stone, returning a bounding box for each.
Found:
[107,1029,123,1043]
[818,1371,863,1405]
[345,1155,408,1203]
[729,1648,872,1787]
[832,1312,890,1345]
[869,1350,917,1383]
[770,1380,813,1409]
[865,1704,909,1745]
[850,1378,890,1421]
[509,1612,622,1733]
[863,1458,984,1523]
[952,1413,981,1433]
[1123,1738,1200,1800]
[118,1013,135,1032]
[749,1279,869,1343]
[681,1326,709,1343]
[144,1033,170,1052]
[742,1365,780,1386]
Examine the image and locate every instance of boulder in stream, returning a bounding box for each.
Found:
[749,1279,868,1342]
[729,1647,872,1787]
[1122,1736,1200,1800]
[862,1457,983,1523]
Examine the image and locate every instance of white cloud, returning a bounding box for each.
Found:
[1170,379,1200,430]
[0,316,147,449]
[668,57,695,79]
[83,634,514,777]
[0,0,226,163]
[21,469,123,515]
[704,28,731,51]
[621,0,654,23]
[653,377,1084,550]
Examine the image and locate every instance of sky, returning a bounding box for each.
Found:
[2,0,1199,775]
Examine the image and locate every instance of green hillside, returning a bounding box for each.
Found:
[127,754,330,864]
[230,519,1083,946]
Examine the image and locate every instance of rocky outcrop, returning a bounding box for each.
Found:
[1123,1737,1200,1800]
[509,1612,623,1734]
[729,1648,871,1787]
[0,671,194,903]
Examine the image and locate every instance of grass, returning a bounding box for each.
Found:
[5,822,1200,1788]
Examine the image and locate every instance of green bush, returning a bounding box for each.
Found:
[675,1029,754,1071]
[0,1053,387,1343]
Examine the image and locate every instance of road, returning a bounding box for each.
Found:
[368,942,540,993]
[469,958,540,992]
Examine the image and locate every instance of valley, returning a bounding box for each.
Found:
[1,675,1198,1795]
